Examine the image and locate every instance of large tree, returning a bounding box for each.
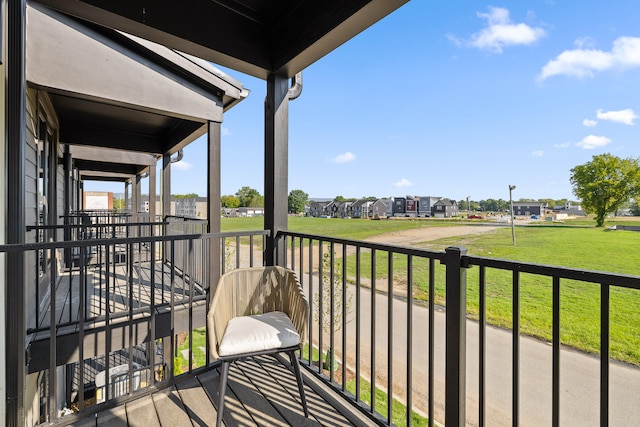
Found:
[235,186,263,207]
[288,189,308,214]
[570,153,640,227]
[221,195,240,208]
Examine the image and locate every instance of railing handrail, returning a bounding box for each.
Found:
[2,229,270,252]
[278,230,446,261]
[467,254,640,289]
[26,221,170,232]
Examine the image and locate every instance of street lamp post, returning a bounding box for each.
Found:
[509,185,516,246]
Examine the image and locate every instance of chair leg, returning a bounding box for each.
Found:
[288,350,309,417]
[216,361,230,427]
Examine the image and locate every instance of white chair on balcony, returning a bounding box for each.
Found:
[207,266,309,427]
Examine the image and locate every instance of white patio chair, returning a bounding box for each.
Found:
[207,266,309,427]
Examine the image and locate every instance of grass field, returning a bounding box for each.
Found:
[221,216,640,365]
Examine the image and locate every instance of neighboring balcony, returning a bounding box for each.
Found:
[7,214,640,426]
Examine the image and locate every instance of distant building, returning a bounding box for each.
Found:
[512,202,546,217]
[370,199,388,218]
[307,200,331,217]
[432,199,458,218]
[84,191,113,210]
[417,196,441,217]
[392,197,406,216]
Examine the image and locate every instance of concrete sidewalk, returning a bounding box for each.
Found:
[304,278,640,426]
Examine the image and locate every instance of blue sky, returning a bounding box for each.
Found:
[87,1,640,202]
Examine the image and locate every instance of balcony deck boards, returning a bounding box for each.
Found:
[34,260,205,335]
[62,356,375,427]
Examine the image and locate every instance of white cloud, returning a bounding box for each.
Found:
[554,142,571,149]
[393,178,413,188]
[332,152,356,163]
[583,119,598,127]
[539,36,640,80]
[222,127,231,136]
[172,160,193,171]
[574,36,596,49]
[596,108,638,125]
[532,150,544,157]
[458,7,546,53]
[576,135,612,149]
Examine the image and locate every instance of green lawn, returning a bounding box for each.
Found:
[222,216,640,365]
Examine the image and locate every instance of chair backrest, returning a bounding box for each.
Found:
[207,266,309,359]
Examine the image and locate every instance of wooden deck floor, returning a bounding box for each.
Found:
[63,356,377,427]
[35,258,204,334]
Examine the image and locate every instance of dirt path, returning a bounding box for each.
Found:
[232,224,502,271]
[365,224,500,246]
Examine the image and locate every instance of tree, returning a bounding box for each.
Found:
[570,153,640,227]
[288,189,308,214]
[235,186,262,207]
[221,195,240,208]
[113,198,125,211]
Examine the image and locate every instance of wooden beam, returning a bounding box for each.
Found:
[61,122,162,154]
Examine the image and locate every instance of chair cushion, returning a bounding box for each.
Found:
[218,311,301,357]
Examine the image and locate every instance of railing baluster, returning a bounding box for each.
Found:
[371,248,376,414]
[552,276,560,427]
[235,235,240,269]
[48,247,57,423]
[188,238,194,372]
[128,241,135,396]
[512,269,520,427]
[78,244,86,410]
[601,283,610,427]
[249,234,254,267]
[342,243,347,391]
[479,265,486,427]
[387,251,393,425]
[318,241,324,375]
[407,255,413,427]
[329,242,335,384]
[307,238,314,367]
[428,257,435,427]
[355,246,362,403]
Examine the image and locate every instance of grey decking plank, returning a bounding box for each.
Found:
[66,414,98,427]
[126,395,161,427]
[225,361,290,427]
[151,386,194,427]
[198,368,258,427]
[175,375,218,427]
[96,404,129,426]
[239,357,323,427]
[254,356,356,427]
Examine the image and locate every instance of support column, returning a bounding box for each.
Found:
[124,180,130,212]
[63,146,72,266]
[162,153,171,218]
[264,73,289,266]
[148,164,157,221]
[6,1,27,425]
[207,121,221,289]
[132,174,140,218]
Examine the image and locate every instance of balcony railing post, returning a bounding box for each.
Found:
[444,246,468,427]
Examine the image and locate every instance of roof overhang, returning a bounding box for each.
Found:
[71,145,156,179]
[27,2,249,155]
[34,0,410,80]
